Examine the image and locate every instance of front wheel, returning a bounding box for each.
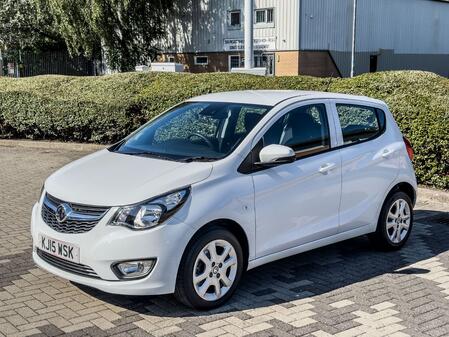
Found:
[370,191,413,250]
[175,228,244,309]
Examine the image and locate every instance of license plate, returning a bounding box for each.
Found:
[38,234,80,264]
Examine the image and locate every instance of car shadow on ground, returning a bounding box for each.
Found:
[73,209,449,318]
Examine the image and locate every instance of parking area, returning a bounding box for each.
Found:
[1,141,449,337]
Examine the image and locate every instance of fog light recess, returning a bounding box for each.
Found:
[112,259,156,279]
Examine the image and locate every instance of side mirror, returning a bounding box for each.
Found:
[257,144,296,166]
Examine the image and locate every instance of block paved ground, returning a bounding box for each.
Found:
[1,141,449,337]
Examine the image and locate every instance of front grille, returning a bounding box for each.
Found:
[37,248,100,279]
[41,193,109,234]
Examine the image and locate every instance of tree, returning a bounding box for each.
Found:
[38,0,101,61]
[0,0,62,54]
[43,0,174,72]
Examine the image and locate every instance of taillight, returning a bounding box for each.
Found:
[403,136,414,161]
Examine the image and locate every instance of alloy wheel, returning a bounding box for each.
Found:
[386,198,411,244]
[192,239,238,301]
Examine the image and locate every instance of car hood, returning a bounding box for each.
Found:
[45,149,213,206]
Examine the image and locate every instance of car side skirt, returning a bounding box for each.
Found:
[247,225,372,270]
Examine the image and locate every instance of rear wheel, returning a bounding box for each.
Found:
[175,228,244,309]
[370,191,413,250]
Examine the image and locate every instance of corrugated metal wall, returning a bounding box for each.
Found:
[161,0,300,53]
[301,0,449,77]
[357,0,449,54]
[161,0,449,77]
[300,0,353,52]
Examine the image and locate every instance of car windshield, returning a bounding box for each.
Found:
[112,101,271,161]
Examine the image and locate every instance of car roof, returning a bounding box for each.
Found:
[187,90,386,107]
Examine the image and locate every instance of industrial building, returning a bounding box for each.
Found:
[158,0,449,77]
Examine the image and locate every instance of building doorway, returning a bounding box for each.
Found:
[228,53,275,76]
[254,53,275,76]
[370,55,378,73]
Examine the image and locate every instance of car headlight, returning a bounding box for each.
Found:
[109,187,190,230]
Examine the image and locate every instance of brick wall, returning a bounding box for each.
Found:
[161,52,244,73]
[299,51,341,77]
[275,51,300,76]
[159,50,342,78]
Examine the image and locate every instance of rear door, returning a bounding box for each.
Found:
[331,101,399,233]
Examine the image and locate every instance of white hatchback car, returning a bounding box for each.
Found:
[31,91,417,309]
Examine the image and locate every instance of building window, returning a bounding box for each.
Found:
[168,56,175,63]
[255,10,265,23]
[194,56,209,65]
[228,10,241,29]
[267,8,274,23]
[255,8,274,24]
[229,55,242,70]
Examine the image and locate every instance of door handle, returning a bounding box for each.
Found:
[319,163,337,174]
[382,149,394,159]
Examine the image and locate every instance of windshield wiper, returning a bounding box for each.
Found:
[121,151,178,162]
[181,156,216,163]
[121,151,215,163]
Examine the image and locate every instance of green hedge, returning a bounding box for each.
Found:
[0,71,448,189]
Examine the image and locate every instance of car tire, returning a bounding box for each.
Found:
[369,191,413,250]
[174,227,244,309]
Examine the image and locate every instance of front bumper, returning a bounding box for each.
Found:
[30,200,194,296]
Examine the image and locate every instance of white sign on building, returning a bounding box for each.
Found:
[223,37,276,51]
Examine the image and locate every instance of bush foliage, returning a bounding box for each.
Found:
[0,71,448,189]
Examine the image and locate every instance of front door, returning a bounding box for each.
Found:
[252,102,341,258]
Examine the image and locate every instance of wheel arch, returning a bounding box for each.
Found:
[179,219,250,272]
[370,181,415,250]
[387,182,417,206]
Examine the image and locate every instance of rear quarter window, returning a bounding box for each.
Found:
[336,104,386,145]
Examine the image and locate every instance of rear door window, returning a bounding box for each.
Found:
[336,104,385,145]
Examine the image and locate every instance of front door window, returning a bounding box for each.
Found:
[262,104,331,158]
